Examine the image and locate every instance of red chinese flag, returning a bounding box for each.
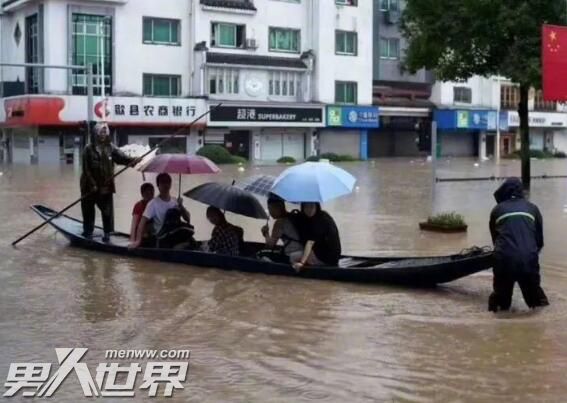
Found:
[542,24,567,101]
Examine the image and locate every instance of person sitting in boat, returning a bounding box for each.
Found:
[129,183,155,245]
[202,206,241,256]
[261,194,303,262]
[130,173,191,249]
[291,202,341,271]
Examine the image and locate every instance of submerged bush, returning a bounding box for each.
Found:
[197,145,247,165]
[277,156,296,164]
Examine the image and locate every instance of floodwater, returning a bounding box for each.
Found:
[1,158,567,402]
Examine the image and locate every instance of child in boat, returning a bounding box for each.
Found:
[261,194,303,262]
[129,173,191,248]
[292,202,341,271]
[129,183,154,243]
[203,206,241,256]
[488,177,549,312]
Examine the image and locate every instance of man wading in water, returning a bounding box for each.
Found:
[489,177,550,312]
[80,122,137,242]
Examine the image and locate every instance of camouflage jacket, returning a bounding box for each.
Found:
[80,143,133,195]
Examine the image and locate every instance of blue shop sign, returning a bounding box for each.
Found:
[327,106,380,128]
[434,109,499,131]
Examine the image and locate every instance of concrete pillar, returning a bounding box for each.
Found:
[253,130,261,162]
[359,129,368,160]
[307,129,318,157]
[0,130,6,163]
[478,131,487,161]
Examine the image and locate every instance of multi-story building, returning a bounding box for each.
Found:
[192,0,376,162]
[0,0,377,165]
[431,77,567,158]
[0,0,208,164]
[371,0,433,157]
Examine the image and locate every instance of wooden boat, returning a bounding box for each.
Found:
[31,205,493,286]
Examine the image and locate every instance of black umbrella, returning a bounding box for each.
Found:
[233,174,276,197]
[184,182,268,220]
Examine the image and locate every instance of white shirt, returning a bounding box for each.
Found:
[143,196,178,235]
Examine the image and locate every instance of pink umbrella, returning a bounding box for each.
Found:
[138,154,221,196]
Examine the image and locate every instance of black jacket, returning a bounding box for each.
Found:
[489,178,543,273]
[301,209,342,266]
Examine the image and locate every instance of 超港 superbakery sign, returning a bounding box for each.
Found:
[208,105,324,127]
[507,111,567,128]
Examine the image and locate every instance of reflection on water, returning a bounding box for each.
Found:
[1,158,567,402]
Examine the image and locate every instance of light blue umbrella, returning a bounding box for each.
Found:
[270,162,356,203]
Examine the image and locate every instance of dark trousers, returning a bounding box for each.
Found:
[489,264,549,311]
[81,192,114,235]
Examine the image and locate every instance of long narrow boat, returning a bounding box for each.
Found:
[32,205,493,286]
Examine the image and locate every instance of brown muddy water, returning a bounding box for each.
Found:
[1,158,567,402]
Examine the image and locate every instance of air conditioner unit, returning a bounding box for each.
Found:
[385,10,400,24]
[245,38,258,50]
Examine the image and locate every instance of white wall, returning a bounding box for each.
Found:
[1,0,191,96]
[312,1,373,105]
[431,76,500,109]
[193,0,373,105]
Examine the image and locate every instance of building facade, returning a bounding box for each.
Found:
[431,76,567,158]
[0,0,210,165]
[371,0,433,158]
[191,0,375,163]
[0,0,376,165]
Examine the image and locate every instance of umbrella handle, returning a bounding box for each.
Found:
[178,174,181,198]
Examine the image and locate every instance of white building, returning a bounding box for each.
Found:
[191,0,375,162]
[0,0,376,164]
[431,76,567,158]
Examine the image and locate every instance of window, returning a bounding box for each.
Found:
[379,37,399,59]
[143,74,181,97]
[335,30,357,56]
[25,14,40,94]
[143,18,180,45]
[453,87,472,104]
[335,81,357,104]
[211,23,245,48]
[72,14,112,96]
[209,68,239,95]
[268,71,301,97]
[501,85,519,109]
[336,0,357,5]
[269,27,300,53]
[380,0,399,11]
[534,90,557,111]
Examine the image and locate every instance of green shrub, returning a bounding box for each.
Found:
[554,151,567,158]
[338,154,357,162]
[197,145,234,164]
[503,150,556,159]
[426,212,467,228]
[306,155,320,162]
[277,156,296,164]
[320,152,340,162]
[231,155,248,165]
[197,145,247,164]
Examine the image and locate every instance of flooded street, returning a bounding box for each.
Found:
[2,158,567,402]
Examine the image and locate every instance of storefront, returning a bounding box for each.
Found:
[505,111,567,153]
[207,103,325,163]
[0,95,207,164]
[319,105,379,160]
[433,109,499,158]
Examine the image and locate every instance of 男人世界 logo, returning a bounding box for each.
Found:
[3,348,190,398]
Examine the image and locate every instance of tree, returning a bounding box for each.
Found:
[401,0,566,189]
